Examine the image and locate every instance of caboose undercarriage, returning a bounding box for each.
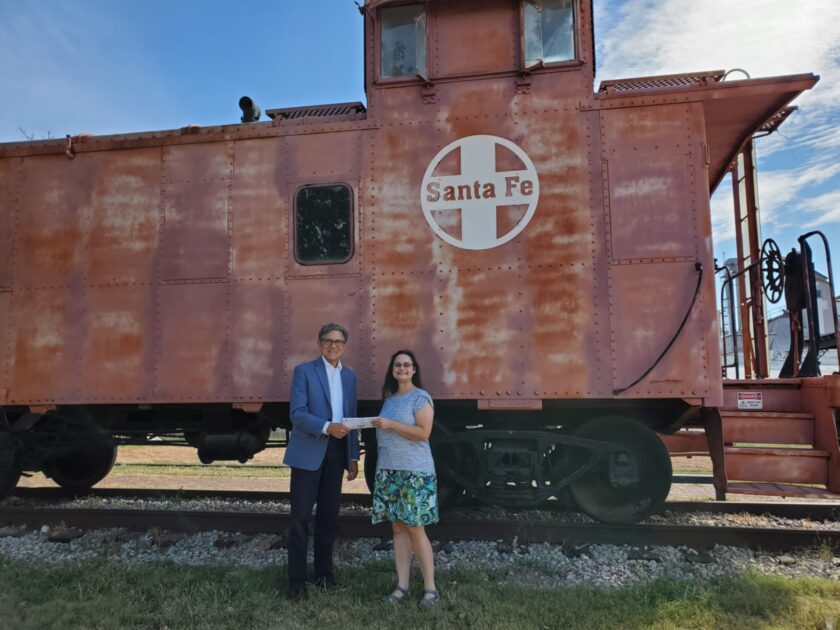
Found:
[1,397,690,524]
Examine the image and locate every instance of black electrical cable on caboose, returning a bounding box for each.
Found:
[613,262,704,395]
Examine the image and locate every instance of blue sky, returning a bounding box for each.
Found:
[1,0,838,305]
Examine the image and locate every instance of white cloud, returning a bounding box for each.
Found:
[595,0,840,261]
[597,0,840,82]
[800,190,840,227]
[595,0,840,157]
[757,160,840,221]
[710,182,735,244]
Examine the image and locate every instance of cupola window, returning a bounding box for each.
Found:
[524,0,575,67]
[380,4,427,78]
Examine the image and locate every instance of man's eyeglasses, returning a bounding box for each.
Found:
[393,362,414,369]
[320,338,346,346]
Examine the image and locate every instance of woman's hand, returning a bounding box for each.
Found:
[371,417,393,430]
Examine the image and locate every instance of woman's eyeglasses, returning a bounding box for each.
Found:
[393,362,414,369]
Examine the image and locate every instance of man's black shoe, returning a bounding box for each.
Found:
[312,575,338,589]
[287,586,308,602]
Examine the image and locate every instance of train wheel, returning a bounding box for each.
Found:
[430,422,467,508]
[567,416,671,525]
[41,412,117,492]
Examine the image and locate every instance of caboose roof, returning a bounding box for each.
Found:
[596,70,818,193]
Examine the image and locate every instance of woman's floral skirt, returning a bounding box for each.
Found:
[371,468,439,527]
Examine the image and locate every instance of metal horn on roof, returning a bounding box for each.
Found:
[239,96,261,123]
[723,68,751,81]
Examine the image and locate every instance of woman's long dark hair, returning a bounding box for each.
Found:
[381,349,423,399]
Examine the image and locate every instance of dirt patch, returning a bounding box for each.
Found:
[115,445,283,466]
[19,443,370,494]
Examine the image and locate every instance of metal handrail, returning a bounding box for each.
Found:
[798,231,840,371]
[718,258,764,379]
[719,265,739,379]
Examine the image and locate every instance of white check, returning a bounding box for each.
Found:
[342,417,378,430]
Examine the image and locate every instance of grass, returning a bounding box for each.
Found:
[109,463,291,478]
[3,557,840,629]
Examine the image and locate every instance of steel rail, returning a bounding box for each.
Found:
[10,487,840,521]
[1,507,838,552]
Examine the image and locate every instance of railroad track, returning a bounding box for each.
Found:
[10,486,840,521]
[1,505,839,552]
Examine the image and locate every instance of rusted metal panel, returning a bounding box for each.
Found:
[659,430,708,455]
[83,285,154,401]
[15,154,95,288]
[721,412,815,445]
[435,267,532,397]
[724,448,828,485]
[228,136,289,401]
[0,292,9,402]
[687,100,722,407]
[607,155,693,260]
[88,149,161,285]
[590,73,818,193]
[721,380,804,413]
[431,0,517,78]
[161,143,233,281]
[801,376,840,493]
[230,281,286,401]
[370,270,439,395]
[231,139,286,280]
[7,288,83,404]
[609,262,710,397]
[0,159,14,289]
[154,283,229,401]
[601,101,715,400]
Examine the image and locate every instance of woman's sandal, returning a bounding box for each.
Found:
[418,589,440,607]
[384,585,409,603]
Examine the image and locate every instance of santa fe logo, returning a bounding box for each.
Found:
[420,135,540,250]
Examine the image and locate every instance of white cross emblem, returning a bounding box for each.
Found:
[420,135,540,250]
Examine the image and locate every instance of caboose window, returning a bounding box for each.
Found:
[380,4,427,79]
[294,184,353,265]
[524,0,575,67]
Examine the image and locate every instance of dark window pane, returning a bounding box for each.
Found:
[295,185,353,264]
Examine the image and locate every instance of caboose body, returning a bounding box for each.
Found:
[0,0,825,522]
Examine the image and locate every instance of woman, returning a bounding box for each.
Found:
[371,349,439,606]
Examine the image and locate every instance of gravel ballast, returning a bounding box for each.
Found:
[2,494,839,589]
[3,495,840,530]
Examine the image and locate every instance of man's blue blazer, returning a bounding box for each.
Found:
[283,357,360,471]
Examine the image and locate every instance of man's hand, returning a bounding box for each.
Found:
[326,422,351,439]
[347,460,358,481]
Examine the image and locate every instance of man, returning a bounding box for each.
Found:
[284,323,360,601]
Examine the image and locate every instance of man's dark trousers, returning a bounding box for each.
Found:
[287,435,346,590]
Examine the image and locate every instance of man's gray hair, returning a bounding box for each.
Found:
[318,323,349,342]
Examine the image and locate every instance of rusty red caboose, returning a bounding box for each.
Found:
[0,0,832,523]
